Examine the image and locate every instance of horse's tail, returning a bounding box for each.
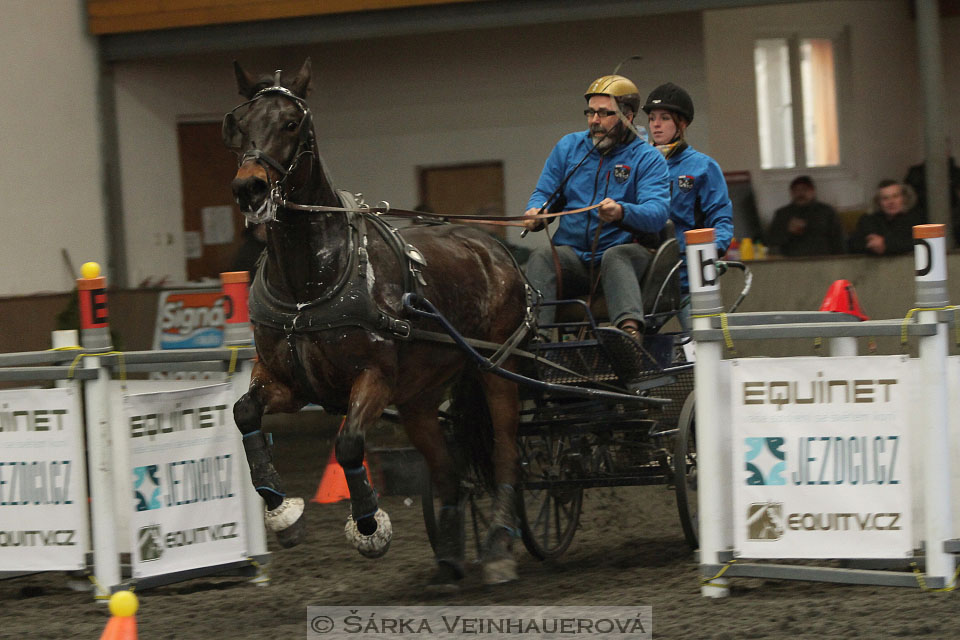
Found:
[449,371,496,492]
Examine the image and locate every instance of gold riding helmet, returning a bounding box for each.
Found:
[584,75,641,114]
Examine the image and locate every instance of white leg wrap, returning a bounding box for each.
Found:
[264,497,304,533]
[344,508,393,559]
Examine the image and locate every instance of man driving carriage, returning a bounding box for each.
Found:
[523,74,671,340]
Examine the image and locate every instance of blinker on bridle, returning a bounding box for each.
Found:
[224,70,315,223]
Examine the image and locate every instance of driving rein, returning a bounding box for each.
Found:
[227,82,599,227]
[230,81,579,371]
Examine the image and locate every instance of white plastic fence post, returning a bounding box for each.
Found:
[685,229,731,598]
[221,271,269,574]
[77,265,121,599]
[51,330,79,389]
[828,337,858,357]
[913,224,954,584]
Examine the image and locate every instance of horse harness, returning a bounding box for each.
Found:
[230,77,543,386]
[249,190,424,340]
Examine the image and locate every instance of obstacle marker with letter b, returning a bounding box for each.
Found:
[688,224,959,597]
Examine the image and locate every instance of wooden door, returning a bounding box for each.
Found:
[418,161,505,237]
[177,121,246,281]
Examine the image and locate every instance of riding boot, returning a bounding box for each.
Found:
[342,465,380,536]
[428,505,465,591]
[436,505,465,577]
[242,430,306,548]
[241,430,285,510]
[337,433,381,536]
[482,484,519,585]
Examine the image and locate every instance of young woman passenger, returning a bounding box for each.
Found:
[643,83,734,329]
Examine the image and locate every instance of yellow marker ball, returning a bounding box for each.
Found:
[108,590,138,617]
[81,262,101,279]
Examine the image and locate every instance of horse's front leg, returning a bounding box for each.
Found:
[339,368,394,558]
[234,362,307,548]
[480,371,521,585]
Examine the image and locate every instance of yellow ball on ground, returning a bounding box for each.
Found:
[109,590,138,617]
[81,262,101,279]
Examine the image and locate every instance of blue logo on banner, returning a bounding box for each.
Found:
[160,327,223,350]
[745,437,786,485]
[133,465,162,511]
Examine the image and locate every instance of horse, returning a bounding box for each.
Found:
[222,58,530,589]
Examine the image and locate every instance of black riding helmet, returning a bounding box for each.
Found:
[642,83,695,124]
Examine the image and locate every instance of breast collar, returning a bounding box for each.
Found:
[248,190,424,339]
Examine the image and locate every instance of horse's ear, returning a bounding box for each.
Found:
[289,57,312,98]
[234,60,259,99]
[222,112,241,149]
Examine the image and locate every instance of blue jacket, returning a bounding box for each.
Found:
[665,145,733,288]
[527,131,670,261]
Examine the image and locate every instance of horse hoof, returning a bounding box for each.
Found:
[482,557,518,586]
[275,513,306,548]
[344,508,392,558]
[424,562,463,594]
[264,497,305,548]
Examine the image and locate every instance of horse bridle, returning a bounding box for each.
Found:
[224,79,605,231]
[224,78,316,224]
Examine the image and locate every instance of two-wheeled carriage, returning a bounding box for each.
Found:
[412,234,750,562]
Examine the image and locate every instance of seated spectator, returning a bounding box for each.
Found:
[766,175,845,256]
[848,180,923,256]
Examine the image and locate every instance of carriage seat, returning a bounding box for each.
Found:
[552,231,682,333]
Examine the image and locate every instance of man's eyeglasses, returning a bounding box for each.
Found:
[584,108,619,118]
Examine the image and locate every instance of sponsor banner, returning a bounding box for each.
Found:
[731,356,913,559]
[0,388,88,570]
[124,384,248,579]
[153,289,227,350]
[152,289,227,381]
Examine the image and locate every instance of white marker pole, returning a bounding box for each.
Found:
[913,224,954,584]
[77,264,121,599]
[685,229,731,598]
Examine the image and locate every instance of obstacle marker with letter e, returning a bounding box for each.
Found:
[0,264,269,600]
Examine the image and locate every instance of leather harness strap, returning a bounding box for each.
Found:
[280,200,602,228]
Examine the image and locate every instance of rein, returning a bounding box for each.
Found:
[277,199,602,228]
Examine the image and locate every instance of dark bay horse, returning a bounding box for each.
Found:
[222,58,529,588]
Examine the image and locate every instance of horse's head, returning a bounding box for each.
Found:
[223,58,315,219]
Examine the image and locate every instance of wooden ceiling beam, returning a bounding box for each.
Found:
[87,0,487,35]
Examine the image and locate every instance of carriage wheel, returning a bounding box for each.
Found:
[674,390,699,550]
[517,427,584,560]
[421,471,492,563]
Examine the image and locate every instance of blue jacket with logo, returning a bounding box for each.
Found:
[665,145,733,288]
[527,131,670,261]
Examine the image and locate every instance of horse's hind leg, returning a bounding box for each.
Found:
[338,369,394,558]
[479,371,521,585]
[399,397,464,591]
[234,364,306,548]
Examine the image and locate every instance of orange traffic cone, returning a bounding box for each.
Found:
[311,449,373,504]
[819,279,868,321]
[100,591,138,640]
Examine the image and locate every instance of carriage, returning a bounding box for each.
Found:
[223,57,749,589]
[410,237,750,562]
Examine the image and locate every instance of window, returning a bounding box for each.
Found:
[754,36,841,170]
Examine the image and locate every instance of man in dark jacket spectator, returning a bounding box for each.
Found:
[766,175,845,256]
[848,180,924,256]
